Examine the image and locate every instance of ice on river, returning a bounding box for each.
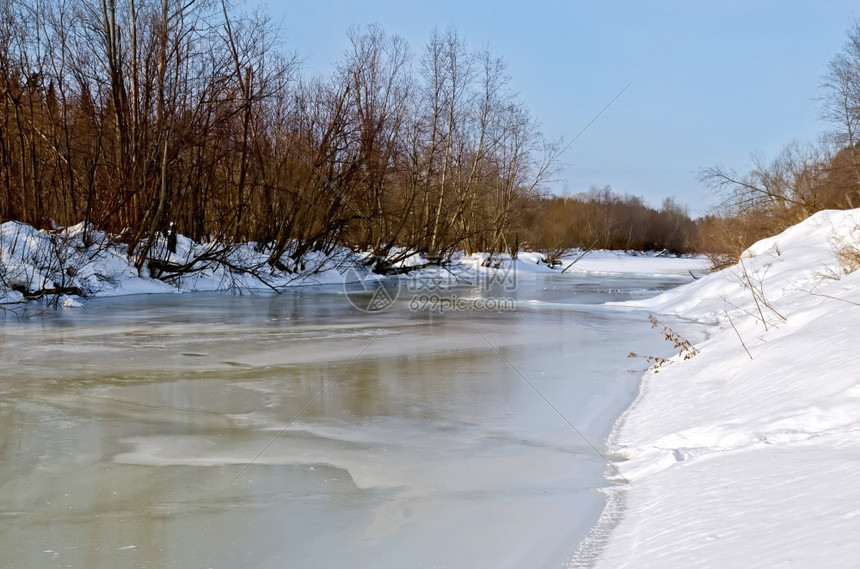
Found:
[0,265,706,569]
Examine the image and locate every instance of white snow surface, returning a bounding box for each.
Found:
[584,209,860,568]
[0,220,705,307]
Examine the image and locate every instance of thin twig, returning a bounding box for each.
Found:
[724,308,753,360]
[797,287,860,307]
[561,237,602,273]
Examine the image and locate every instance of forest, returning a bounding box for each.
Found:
[2,0,860,275]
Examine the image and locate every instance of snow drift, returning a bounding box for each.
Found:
[584,209,860,568]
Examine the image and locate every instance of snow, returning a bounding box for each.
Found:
[59,295,83,308]
[1,219,706,308]
[483,250,705,277]
[0,221,370,303]
[579,209,860,568]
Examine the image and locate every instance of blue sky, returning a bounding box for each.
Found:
[256,1,857,215]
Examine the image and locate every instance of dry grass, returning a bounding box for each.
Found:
[835,244,860,275]
[628,315,700,373]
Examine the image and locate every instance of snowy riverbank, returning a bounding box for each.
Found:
[579,209,860,568]
[0,220,705,309]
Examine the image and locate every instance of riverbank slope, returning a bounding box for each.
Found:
[584,208,860,568]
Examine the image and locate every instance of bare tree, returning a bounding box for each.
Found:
[822,23,860,166]
[1,9,567,281]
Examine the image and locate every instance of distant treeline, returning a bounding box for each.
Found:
[520,187,696,257]
[2,1,860,274]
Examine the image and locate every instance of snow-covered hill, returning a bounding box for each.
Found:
[584,209,860,568]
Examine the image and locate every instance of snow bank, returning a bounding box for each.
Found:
[514,250,706,277]
[1,220,706,309]
[584,209,860,568]
[621,209,860,323]
[0,221,372,304]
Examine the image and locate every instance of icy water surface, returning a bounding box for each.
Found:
[0,272,697,569]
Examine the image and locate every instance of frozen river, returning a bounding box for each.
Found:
[0,270,699,569]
